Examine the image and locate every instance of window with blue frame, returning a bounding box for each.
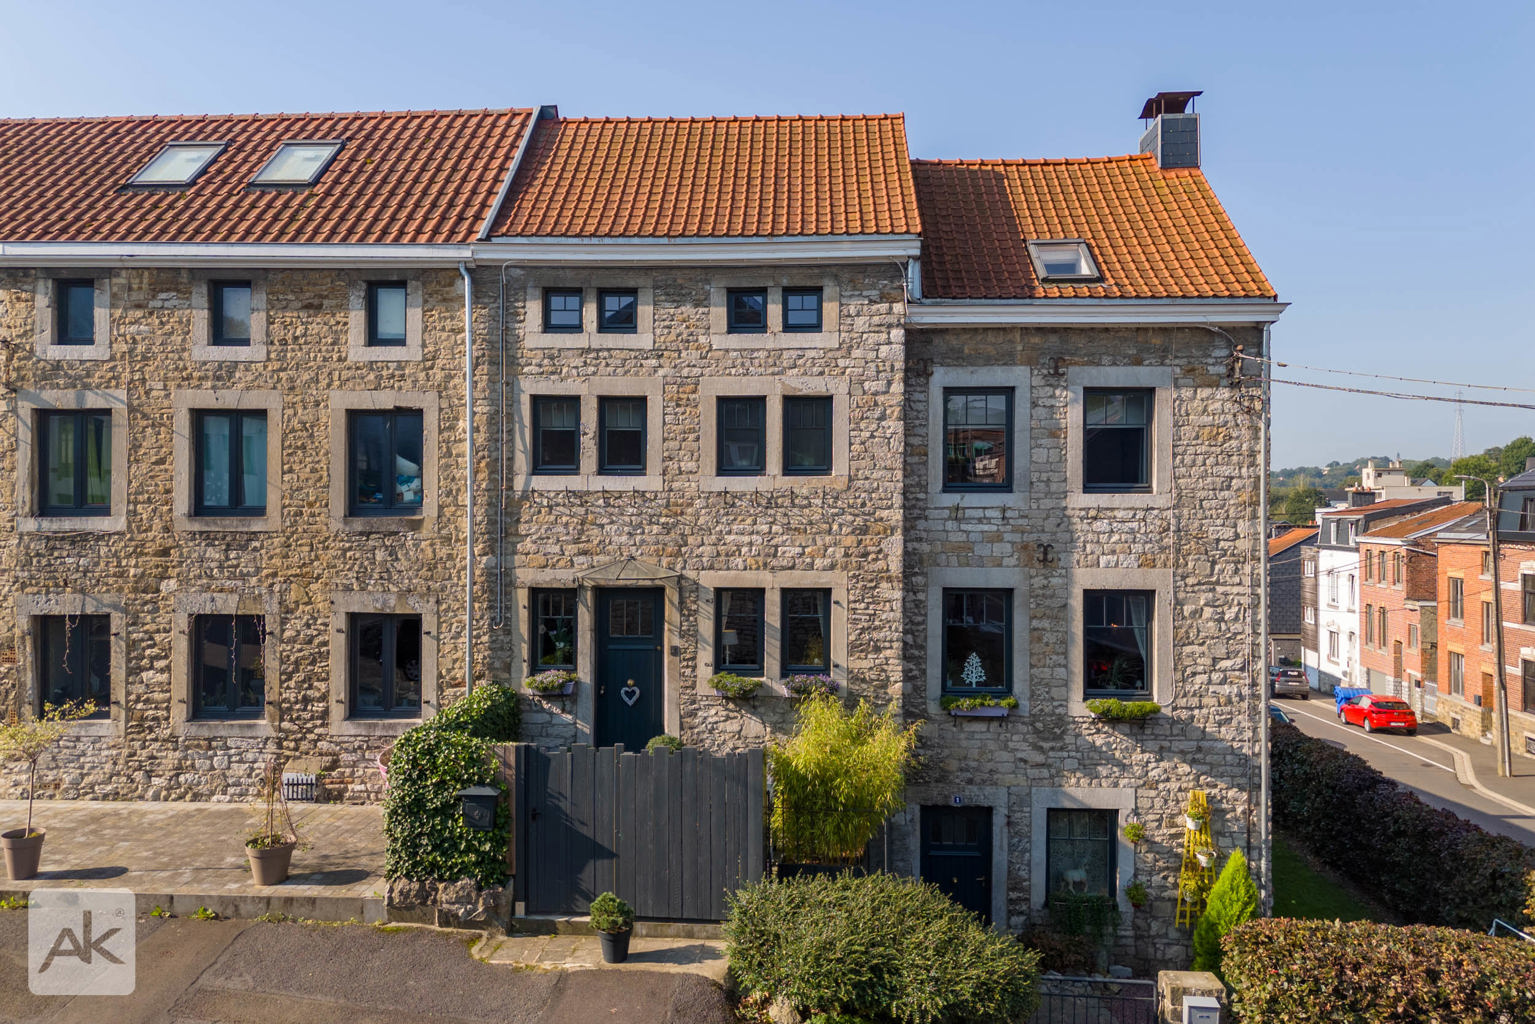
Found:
[782,287,822,332]
[726,289,768,333]
[348,410,424,515]
[783,396,832,475]
[598,289,638,333]
[38,410,111,517]
[716,589,765,675]
[532,396,580,474]
[943,388,1011,491]
[35,615,110,717]
[941,589,1010,694]
[194,410,266,516]
[598,397,646,474]
[717,397,767,475]
[349,613,422,717]
[192,614,265,718]
[367,282,407,347]
[544,288,583,333]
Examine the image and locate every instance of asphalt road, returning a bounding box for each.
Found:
[0,914,732,1024]
[1281,699,1535,848]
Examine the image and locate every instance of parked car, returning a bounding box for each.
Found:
[1270,666,1311,700]
[1268,703,1294,726]
[1339,694,1418,735]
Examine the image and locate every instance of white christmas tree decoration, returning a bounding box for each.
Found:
[961,652,987,688]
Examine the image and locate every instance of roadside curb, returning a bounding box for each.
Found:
[1417,737,1535,819]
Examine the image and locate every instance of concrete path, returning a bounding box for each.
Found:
[1283,700,1535,846]
[0,800,384,921]
[480,933,728,981]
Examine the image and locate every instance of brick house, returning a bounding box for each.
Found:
[1268,527,1317,666]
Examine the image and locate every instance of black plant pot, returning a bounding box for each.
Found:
[599,927,632,964]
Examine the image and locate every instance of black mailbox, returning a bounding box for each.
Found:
[457,785,501,831]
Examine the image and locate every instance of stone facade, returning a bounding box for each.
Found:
[897,324,1266,972]
[0,266,476,801]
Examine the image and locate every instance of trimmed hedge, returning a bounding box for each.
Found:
[429,682,521,741]
[1224,918,1535,1023]
[726,872,1039,1024]
[1271,723,1535,929]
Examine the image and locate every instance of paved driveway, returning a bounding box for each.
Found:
[0,912,732,1024]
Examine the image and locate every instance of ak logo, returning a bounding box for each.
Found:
[28,889,136,995]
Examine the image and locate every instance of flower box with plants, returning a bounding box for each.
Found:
[782,674,837,698]
[589,891,635,963]
[1084,698,1162,722]
[0,701,95,880]
[711,672,762,699]
[940,695,1019,718]
[246,757,303,886]
[525,669,578,697]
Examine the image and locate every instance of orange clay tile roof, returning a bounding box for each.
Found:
[1357,502,1484,540]
[1268,527,1318,558]
[0,109,533,245]
[489,115,921,238]
[1316,498,1442,518]
[911,155,1275,300]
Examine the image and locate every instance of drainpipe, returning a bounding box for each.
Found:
[1258,322,1273,913]
[460,262,476,692]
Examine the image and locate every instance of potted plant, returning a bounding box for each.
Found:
[1195,847,1215,869]
[939,694,1020,718]
[1185,806,1209,832]
[782,673,837,698]
[710,672,762,699]
[1125,879,1149,909]
[1121,821,1146,844]
[0,700,95,880]
[526,669,578,697]
[589,891,635,963]
[245,757,301,886]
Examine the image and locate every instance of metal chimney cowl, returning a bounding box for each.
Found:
[1138,91,1202,169]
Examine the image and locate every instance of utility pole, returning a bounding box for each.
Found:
[1458,474,1512,778]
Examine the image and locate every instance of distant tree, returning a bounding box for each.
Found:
[1499,437,1535,479]
[1449,454,1501,502]
[1405,460,1441,484]
[1281,486,1329,525]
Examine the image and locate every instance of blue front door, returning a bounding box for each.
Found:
[595,588,665,750]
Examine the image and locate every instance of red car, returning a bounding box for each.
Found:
[1339,694,1418,735]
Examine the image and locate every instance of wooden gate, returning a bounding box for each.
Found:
[511,744,765,921]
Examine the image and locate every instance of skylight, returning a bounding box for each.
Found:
[1027,240,1101,283]
[127,142,225,186]
[250,141,343,185]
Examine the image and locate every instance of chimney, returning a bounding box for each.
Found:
[1139,91,1202,168]
[1526,456,1535,472]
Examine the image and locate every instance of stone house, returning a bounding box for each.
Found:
[1268,527,1316,667]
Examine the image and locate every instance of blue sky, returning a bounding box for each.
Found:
[4,0,1531,468]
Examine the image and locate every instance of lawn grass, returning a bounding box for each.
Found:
[1272,833,1389,923]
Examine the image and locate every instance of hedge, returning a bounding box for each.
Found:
[428,681,521,741]
[1224,918,1535,1023]
[1271,723,1535,929]
[726,872,1039,1024]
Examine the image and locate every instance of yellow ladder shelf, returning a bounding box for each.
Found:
[1175,790,1216,929]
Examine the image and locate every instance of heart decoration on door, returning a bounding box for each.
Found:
[620,685,641,707]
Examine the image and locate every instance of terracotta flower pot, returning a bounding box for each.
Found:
[599,928,632,963]
[246,839,296,886]
[1,828,44,881]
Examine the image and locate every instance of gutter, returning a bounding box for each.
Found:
[460,262,476,692]
[0,241,475,268]
[908,298,1289,326]
[470,234,921,266]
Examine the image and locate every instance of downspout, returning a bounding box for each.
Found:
[460,262,476,692]
[1258,322,1273,913]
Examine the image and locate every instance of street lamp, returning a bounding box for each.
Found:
[1455,475,1512,778]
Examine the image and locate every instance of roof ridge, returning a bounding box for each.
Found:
[911,153,1156,167]
[542,113,906,125]
[0,108,535,125]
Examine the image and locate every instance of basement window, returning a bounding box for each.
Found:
[128,142,226,186]
[1027,240,1100,283]
[251,141,343,185]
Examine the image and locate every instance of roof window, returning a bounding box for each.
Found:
[251,141,343,186]
[1027,240,1101,283]
[127,142,225,186]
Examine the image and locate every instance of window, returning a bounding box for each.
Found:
[1305,606,1315,625]
[943,388,1012,491]
[1483,551,1493,576]
[1449,578,1465,621]
[1347,575,1356,608]
[191,614,265,718]
[782,287,822,332]
[1393,553,1403,584]
[1378,607,1387,649]
[1449,651,1465,696]
[348,410,424,514]
[716,589,765,675]
[783,396,832,476]
[1523,661,1535,714]
[1083,590,1152,697]
[1364,605,1374,646]
[598,289,637,334]
[1027,240,1101,283]
[210,281,252,346]
[349,614,421,717]
[782,589,831,674]
[367,283,407,347]
[1524,575,1535,625]
[1083,389,1152,492]
[1045,809,1116,897]
[1304,559,1316,577]
[726,288,767,333]
[1408,624,1419,649]
[194,410,266,516]
[717,397,767,475]
[127,142,225,186]
[1364,555,1372,583]
[38,410,111,517]
[941,588,1010,694]
[1482,601,1495,646]
[1327,630,1339,661]
[251,141,342,185]
[543,288,582,333]
[36,615,110,717]
[1377,551,1386,581]
[56,280,96,346]
[598,397,646,475]
[530,589,576,672]
[531,397,579,474]
[1328,573,1339,606]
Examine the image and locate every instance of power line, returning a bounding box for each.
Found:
[1263,376,1535,412]
[1238,352,1535,396]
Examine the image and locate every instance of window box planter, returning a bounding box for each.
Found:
[710,673,762,700]
[526,670,578,697]
[940,695,1019,718]
[782,674,838,699]
[1084,698,1162,723]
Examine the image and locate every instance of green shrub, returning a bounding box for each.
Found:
[938,695,1019,711]
[1017,926,1095,975]
[1272,723,1535,928]
[769,694,919,863]
[726,872,1039,1024]
[383,724,508,886]
[1083,698,1161,720]
[1224,918,1535,1024]
[1192,849,1257,979]
[645,734,685,753]
[1121,822,1146,843]
[710,672,763,698]
[1525,870,1535,927]
[588,891,634,933]
[430,682,521,741]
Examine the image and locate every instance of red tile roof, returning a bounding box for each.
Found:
[0,109,533,245]
[1358,502,1484,540]
[489,115,921,238]
[1268,527,1318,558]
[1317,498,1439,518]
[911,155,1275,299]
